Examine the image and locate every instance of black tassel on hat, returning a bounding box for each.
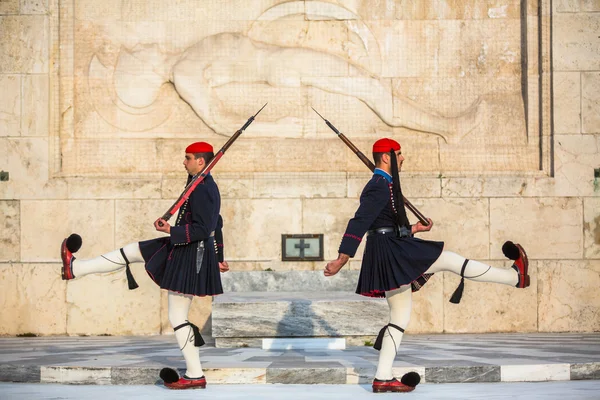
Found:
[449,259,470,304]
[119,248,139,290]
[389,149,410,228]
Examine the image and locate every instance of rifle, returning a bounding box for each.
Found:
[312,107,430,226]
[158,103,267,226]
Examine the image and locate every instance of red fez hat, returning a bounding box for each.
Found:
[185,142,213,153]
[372,138,400,153]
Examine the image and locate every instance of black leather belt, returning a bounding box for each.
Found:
[367,226,411,238]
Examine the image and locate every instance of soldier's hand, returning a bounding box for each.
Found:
[412,218,433,234]
[154,218,171,234]
[324,254,349,277]
[219,261,230,273]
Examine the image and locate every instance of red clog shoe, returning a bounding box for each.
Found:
[502,241,530,288]
[61,234,82,281]
[372,378,415,393]
[164,375,206,390]
[61,238,75,280]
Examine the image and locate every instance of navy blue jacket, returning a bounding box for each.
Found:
[339,171,399,257]
[170,174,224,261]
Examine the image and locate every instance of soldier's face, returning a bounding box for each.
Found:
[395,150,404,171]
[183,153,204,175]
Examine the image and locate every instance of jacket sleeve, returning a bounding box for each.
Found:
[170,184,218,245]
[338,179,390,257]
[214,215,224,262]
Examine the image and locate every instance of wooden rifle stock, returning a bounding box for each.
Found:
[312,108,430,226]
[158,103,267,225]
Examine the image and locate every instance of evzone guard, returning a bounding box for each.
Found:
[61,141,228,389]
[60,106,264,390]
[324,138,529,393]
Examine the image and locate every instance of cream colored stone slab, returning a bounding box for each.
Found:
[0,0,19,14]
[582,72,600,134]
[67,178,161,200]
[212,84,307,139]
[390,0,521,20]
[66,264,161,335]
[490,197,583,260]
[553,14,600,71]
[248,260,320,272]
[553,72,581,134]
[392,77,512,132]
[0,75,20,136]
[204,368,266,384]
[21,0,48,14]
[584,198,600,259]
[306,88,387,139]
[21,200,115,262]
[0,263,67,335]
[221,199,302,260]
[225,261,265,271]
[0,137,67,200]
[554,134,600,196]
[372,19,521,79]
[0,16,48,73]
[555,0,600,12]
[370,20,440,78]
[411,198,490,259]
[212,173,254,199]
[41,367,111,385]
[0,200,19,262]
[301,198,366,260]
[501,364,570,382]
[247,20,349,59]
[22,74,48,137]
[443,261,538,333]
[410,273,444,333]
[160,291,213,335]
[114,200,172,246]
[254,172,347,199]
[538,260,600,332]
[305,1,360,20]
[442,177,525,197]
[61,139,161,176]
[440,144,539,172]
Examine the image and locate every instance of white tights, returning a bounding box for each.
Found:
[427,251,518,286]
[71,245,204,378]
[72,242,143,277]
[168,291,204,378]
[375,251,518,380]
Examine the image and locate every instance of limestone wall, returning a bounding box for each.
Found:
[0,0,598,337]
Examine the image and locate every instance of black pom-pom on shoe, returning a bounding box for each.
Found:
[159,367,180,384]
[400,372,421,388]
[66,234,82,253]
[502,241,520,261]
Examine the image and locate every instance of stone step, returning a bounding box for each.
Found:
[220,270,360,292]
[212,291,387,347]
